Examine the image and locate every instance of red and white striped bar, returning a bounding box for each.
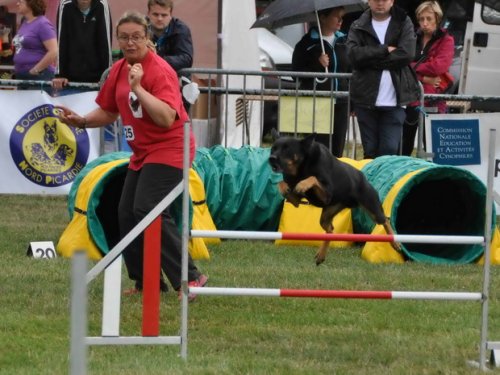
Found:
[189,287,483,301]
[190,230,484,245]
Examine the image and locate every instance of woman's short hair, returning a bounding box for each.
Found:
[416,1,444,25]
[318,6,344,19]
[25,0,46,16]
[116,11,149,37]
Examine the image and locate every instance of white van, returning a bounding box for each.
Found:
[256,28,294,71]
[454,1,500,97]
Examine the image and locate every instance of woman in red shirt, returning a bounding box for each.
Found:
[57,10,207,301]
[401,1,455,156]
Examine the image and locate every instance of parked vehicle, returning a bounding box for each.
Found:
[256,28,293,71]
[256,28,295,138]
[454,0,500,109]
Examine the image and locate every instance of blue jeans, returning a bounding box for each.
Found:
[354,106,406,159]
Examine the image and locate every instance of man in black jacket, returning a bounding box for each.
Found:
[147,0,193,109]
[53,0,112,91]
[347,0,419,159]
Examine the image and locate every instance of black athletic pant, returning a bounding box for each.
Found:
[401,105,420,156]
[118,163,201,291]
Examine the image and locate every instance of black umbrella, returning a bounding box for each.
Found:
[251,0,366,71]
[251,0,366,30]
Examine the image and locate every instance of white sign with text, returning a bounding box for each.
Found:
[426,112,500,209]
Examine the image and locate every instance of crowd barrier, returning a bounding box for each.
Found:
[178,68,500,157]
[4,71,500,158]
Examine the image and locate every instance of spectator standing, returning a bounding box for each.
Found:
[346,0,419,159]
[52,0,112,91]
[147,0,193,109]
[0,6,16,65]
[12,0,58,82]
[292,6,350,157]
[56,11,207,301]
[401,1,454,156]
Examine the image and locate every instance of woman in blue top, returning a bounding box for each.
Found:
[292,6,350,157]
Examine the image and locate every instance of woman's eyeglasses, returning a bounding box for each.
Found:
[117,34,146,44]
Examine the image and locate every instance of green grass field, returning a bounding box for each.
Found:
[1,194,500,374]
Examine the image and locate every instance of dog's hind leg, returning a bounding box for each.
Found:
[357,182,402,253]
[382,218,402,252]
[360,202,402,253]
[315,204,344,265]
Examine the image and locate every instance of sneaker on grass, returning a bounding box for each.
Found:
[178,274,208,302]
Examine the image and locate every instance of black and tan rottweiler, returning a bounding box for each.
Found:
[269,130,400,265]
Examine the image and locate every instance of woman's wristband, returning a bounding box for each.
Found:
[80,117,87,129]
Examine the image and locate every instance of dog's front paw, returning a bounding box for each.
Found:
[295,176,320,194]
[294,180,311,194]
[286,193,302,207]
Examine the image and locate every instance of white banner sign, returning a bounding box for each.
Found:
[0,90,100,194]
[426,112,500,209]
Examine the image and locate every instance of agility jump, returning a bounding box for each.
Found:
[191,229,484,245]
[189,287,482,301]
[70,126,497,373]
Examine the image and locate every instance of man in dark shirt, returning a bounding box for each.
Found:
[53,0,112,91]
[147,0,193,109]
[346,0,419,158]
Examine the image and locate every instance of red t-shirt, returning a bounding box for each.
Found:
[96,50,195,170]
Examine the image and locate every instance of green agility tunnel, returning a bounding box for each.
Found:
[58,152,131,259]
[57,152,191,260]
[192,145,284,231]
[354,156,493,264]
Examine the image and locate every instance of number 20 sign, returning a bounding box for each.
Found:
[27,241,57,259]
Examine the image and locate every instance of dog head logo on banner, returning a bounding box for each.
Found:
[9,104,90,187]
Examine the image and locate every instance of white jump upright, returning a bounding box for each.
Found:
[480,129,496,370]
[70,251,87,375]
[101,255,122,337]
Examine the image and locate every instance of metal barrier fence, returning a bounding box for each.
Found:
[180,68,352,150]
[179,68,500,158]
[4,70,500,159]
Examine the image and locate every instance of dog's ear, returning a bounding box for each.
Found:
[301,133,316,149]
[271,128,280,141]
